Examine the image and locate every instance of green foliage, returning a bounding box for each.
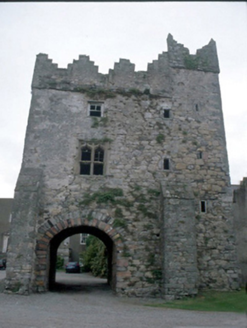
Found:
[146,289,247,313]
[115,207,123,218]
[80,188,124,205]
[184,55,199,70]
[11,282,23,293]
[143,88,150,95]
[122,244,131,257]
[91,117,108,128]
[75,87,116,99]
[80,235,107,277]
[132,184,141,191]
[147,253,155,266]
[87,137,112,144]
[100,117,108,126]
[147,189,161,197]
[56,255,64,269]
[91,117,99,128]
[156,134,165,144]
[113,218,127,229]
[137,204,156,218]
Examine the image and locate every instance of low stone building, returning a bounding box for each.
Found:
[5,34,242,298]
[0,199,12,260]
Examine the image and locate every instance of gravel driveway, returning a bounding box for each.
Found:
[0,271,246,328]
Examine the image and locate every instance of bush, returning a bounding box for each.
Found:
[56,255,64,269]
[80,235,107,278]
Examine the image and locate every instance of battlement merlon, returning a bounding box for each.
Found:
[31,34,220,90]
[167,34,220,73]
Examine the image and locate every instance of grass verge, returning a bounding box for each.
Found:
[146,289,247,313]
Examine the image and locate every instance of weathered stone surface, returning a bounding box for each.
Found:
[5,34,241,297]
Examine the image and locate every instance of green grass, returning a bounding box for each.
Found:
[146,289,247,313]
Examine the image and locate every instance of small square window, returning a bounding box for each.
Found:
[89,103,102,117]
[164,109,170,118]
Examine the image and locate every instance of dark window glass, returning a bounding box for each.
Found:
[164,109,170,118]
[80,163,90,175]
[201,201,206,213]
[81,147,91,161]
[94,147,104,162]
[164,158,170,170]
[90,104,101,117]
[197,151,203,159]
[93,163,104,175]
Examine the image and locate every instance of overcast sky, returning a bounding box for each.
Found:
[0,2,246,198]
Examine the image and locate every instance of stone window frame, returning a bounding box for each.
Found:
[88,101,104,117]
[78,141,108,176]
[79,143,106,176]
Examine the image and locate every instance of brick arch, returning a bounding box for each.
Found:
[34,210,125,292]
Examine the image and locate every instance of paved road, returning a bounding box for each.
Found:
[0,270,246,328]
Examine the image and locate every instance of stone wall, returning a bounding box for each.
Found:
[5,34,240,297]
[232,178,247,285]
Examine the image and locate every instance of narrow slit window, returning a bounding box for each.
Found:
[195,104,199,111]
[201,201,206,213]
[164,109,170,118]
[164,158,170,170]
[197,151,203,159]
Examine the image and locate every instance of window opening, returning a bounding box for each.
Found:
[164,158,170,170]
[201,201,206,213]
[80,145,104,176]
[80,146,92,175]
[195,104,199,111]
[164,109,170,118]
[81,146,91,161]
[197,151,203,159]
[89,104,102,117]
[93,146,104,175]
[80,233,89,245]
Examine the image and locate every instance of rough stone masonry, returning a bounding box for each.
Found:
[5,34,241,298]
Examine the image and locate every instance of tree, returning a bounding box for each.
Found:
[80,235,107,277]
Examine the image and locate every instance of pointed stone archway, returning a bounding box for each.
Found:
[34,210,126,293]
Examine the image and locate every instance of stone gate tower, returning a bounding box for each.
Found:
[5,34,240,298]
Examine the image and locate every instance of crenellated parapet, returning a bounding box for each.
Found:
[31,34,220,94]
[167,33,220,73]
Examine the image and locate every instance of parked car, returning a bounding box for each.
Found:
[65,262,80,273]
[0,259,6,270]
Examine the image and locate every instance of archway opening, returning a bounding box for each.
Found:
[48,225,115,293]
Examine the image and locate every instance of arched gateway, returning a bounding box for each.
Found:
[36,212,121,292]
[5,34,241,298]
